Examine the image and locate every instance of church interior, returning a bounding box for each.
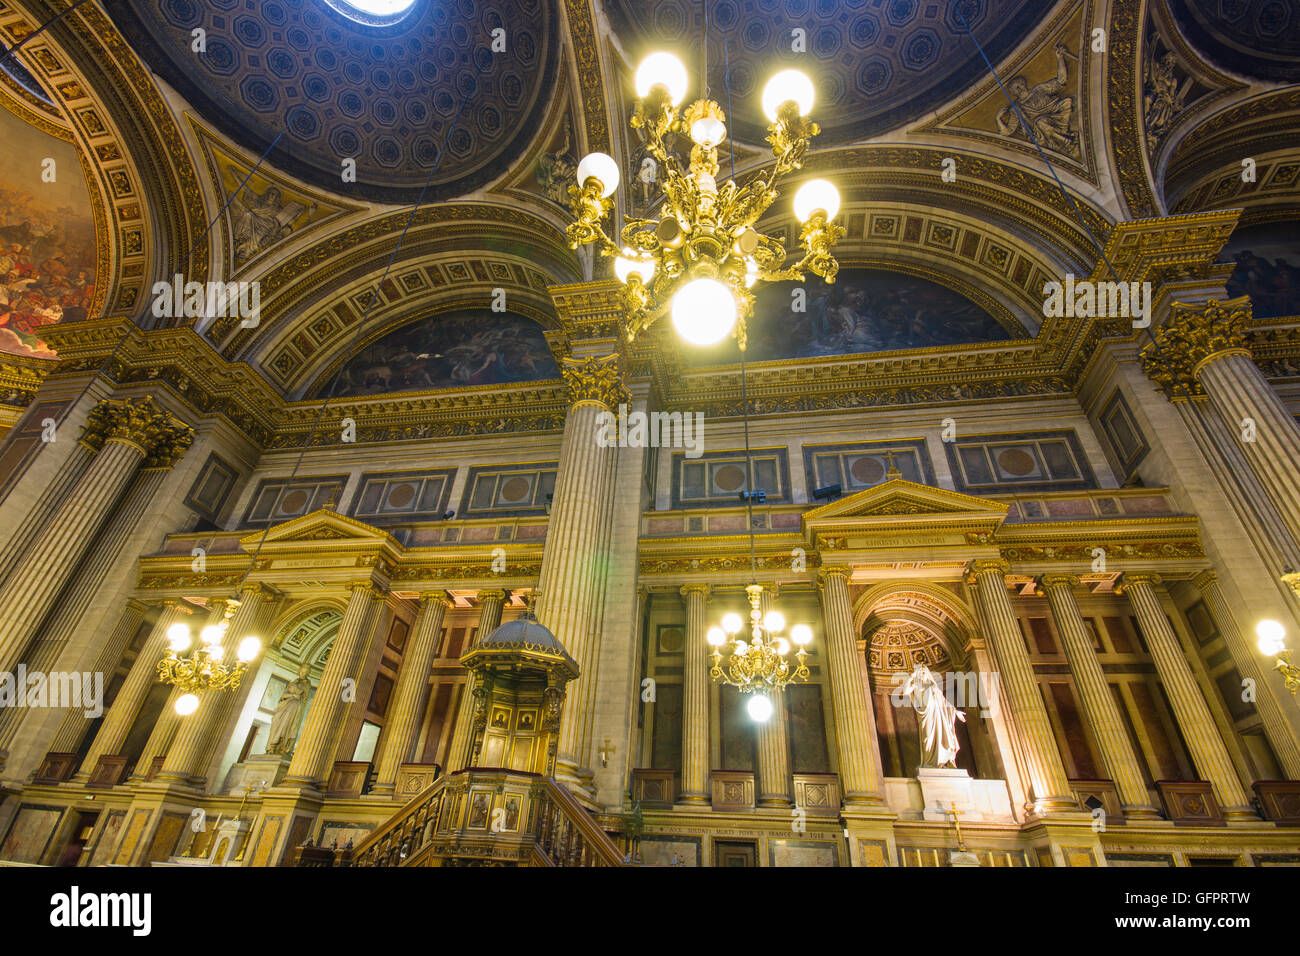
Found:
[0,0,1298,870]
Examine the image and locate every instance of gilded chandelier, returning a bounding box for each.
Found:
[567,51,844,349]
[159,598,262,715]
[708,584,811,721]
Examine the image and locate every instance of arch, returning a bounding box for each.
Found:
[267,600,347,667]
[852,580,980,671]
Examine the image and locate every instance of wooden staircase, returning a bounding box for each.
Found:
[343,769,628,867]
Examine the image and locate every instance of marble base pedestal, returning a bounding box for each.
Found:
[224,753,290,795]
[917,767,975,822]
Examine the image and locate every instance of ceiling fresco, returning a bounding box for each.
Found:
[107,0,559,203]
[604,0,1051,146]
[0,105,97,358]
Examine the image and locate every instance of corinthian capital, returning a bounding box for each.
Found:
[81,396,194,459]
[560,354,628,410]
[1140,298,1251,396]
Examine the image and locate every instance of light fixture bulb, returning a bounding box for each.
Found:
[747,693,774,722]
[671,277,737,346]
[167,622,192,653]
[793,179,840,222]
[576,152,620,198]
[775,637,791,656]
[722,612,743,634]
[635,51,689,105]
[237,636,262,663]
[175,693,199,716]
[707,626,726,647]
[763,610,786,633]
[689,115,727,147]
[614,250,656,284]
[791,623,813,646]
[200,625,223,646]
[762,68,814,121]
[733,640,748,656]
[744,257,759,288]
[1257,619,1287,657]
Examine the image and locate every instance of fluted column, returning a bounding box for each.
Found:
[0,397,192,674]
[538,354,625,789]
[817,568,885,805]
[284,582,384,787]
[1144,298,1300,545]
[446,589,507,773]
[755,587,792,808]
[0,442,93,582]
[678,584,711,805]
[76,601,190,780]
[47,600,147,755]
[970,559,1076,811]
[1121,573,1255,818]
[372,593,451,793]
[157,586,278,787]
[1194,570,1300,778]
[0,460,178,763]
[1039,574,1158,817]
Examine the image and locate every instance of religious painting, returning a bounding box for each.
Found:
[681,268,1016,366]
[0,104,98,358]
[331,311,559,396]
[490,706,511,730]
[0,804,63,863]
[514,708,537,732]
[1221,221,1300,318]
[494,792,523,832]
[467,790,491,828]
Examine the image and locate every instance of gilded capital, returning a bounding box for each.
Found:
[1039,573,1081,591]
[970,558,1011,577]
[1119,571,1162,592]
[81,396,194,461]
[1192,568,1218,592]
[476,589,508,603]
[1141,298,1251,397]
[679,583,711,602]
[816,566,851,590]
[560,354,628,410]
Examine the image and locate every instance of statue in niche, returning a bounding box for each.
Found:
[995,43,1080,158]
[900,662,966,769]
[535,125,577,206]
[265,664,312,756]
[1143,48,1192,150]
[229,182,313,264]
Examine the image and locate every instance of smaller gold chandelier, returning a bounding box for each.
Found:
[708,584,811,720]
[1257,619,1299,695]
[159,599,262,715]
[567,51,844,349]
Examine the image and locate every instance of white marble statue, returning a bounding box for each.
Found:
[265,664,312,756]
[901,662,966,769]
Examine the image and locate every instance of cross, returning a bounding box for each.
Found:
[521,589,538,613]
[881,450,902,479]
[946,801,968,851]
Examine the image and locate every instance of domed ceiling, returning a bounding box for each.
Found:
[605,0,1050,145]
[1170,0,1300,82]
[108,0,558,202]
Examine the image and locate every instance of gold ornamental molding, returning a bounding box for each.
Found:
[560,353,628,410]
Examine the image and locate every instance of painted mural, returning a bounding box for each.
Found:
[0,105,97,358]
[1222,221,1300,319]
[331,311,559,396]
[683,268,1016,364]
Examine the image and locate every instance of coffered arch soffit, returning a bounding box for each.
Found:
[853,581,979,669]
[1,1,211,320]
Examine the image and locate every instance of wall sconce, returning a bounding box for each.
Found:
[599,739,614,768]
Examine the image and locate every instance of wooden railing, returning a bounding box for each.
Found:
[348,778,446,867]
[340,770,627,867]
[531,777,626,867]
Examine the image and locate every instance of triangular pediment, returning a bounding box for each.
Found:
[239,509,395,551]
[804,479,1008,522]
[802,479,1008,547]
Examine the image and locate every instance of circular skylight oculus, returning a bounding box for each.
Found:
[324,0,418,26]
